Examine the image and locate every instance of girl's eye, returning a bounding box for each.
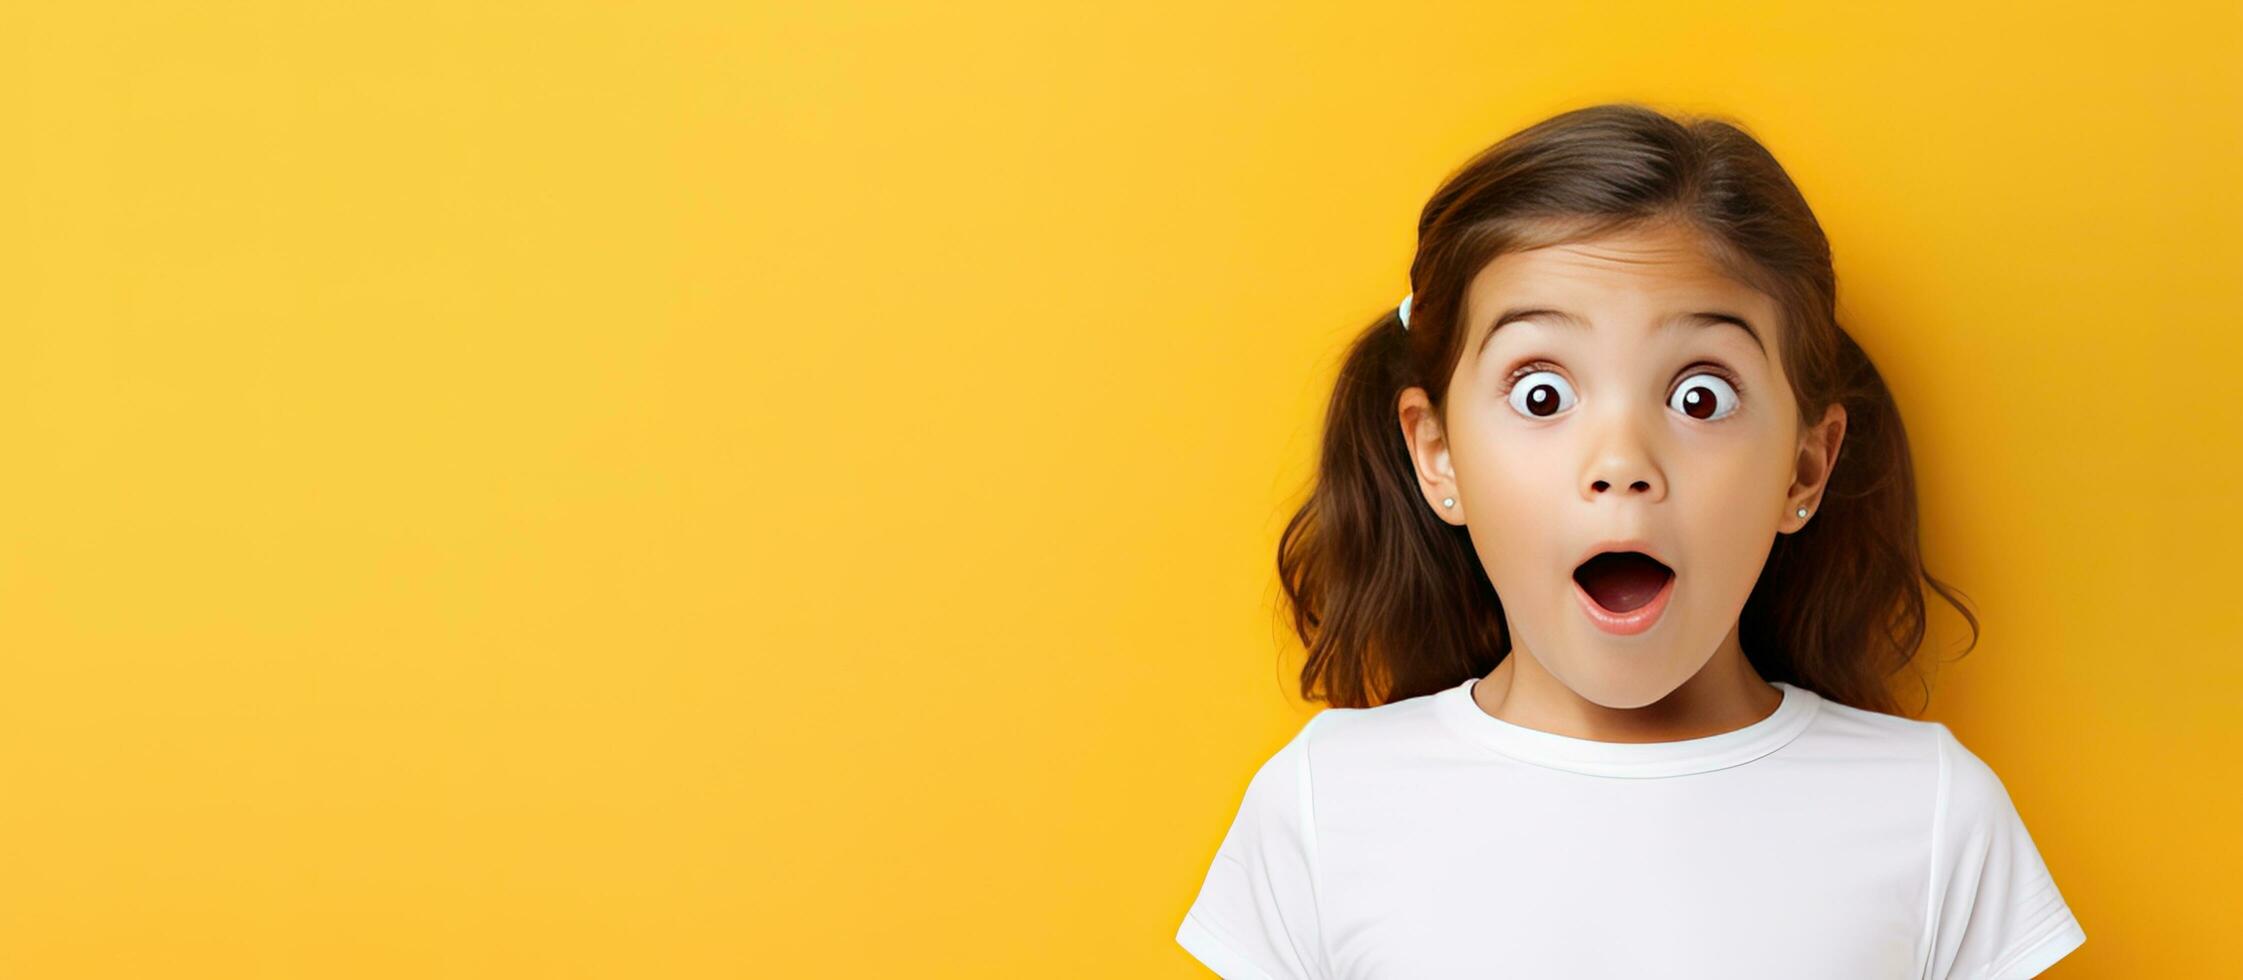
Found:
[1505,369,1576,419]
[1670,371,1741,421]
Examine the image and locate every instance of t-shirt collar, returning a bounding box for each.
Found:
[1433,675,1821,778]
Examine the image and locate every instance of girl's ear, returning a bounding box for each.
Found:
[1786,403,1848,531]
[1397,386,1464,524]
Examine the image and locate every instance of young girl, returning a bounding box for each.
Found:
[1176,103,2086,979]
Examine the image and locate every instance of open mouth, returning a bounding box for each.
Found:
[1572,551,1675,614]
[1572,550,1676,636]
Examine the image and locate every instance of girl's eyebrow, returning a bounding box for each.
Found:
[1475,307,1766,361]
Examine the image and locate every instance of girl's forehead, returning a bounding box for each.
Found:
[1464,236,1780,334]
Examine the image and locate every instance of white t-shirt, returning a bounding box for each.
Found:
[1177,677,2086,979]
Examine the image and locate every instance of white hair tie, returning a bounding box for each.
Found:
[1398,292,1414,331]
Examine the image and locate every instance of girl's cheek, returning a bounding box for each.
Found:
[1482,423,1570,478]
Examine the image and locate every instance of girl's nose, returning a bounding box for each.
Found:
[1581,403,1667,502]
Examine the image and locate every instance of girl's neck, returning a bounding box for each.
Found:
[1472,637,1783,744]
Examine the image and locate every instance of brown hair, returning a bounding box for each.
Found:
[1276,102,1976,715]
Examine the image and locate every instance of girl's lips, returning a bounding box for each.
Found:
[1572,571,1676,636]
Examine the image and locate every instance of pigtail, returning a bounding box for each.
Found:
[1276,307,1508,709]
[1741,327,1981,716]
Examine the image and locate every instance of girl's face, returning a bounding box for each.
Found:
[1399,222,1846,708]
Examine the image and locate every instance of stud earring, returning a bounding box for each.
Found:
[1442,497,1456,508]
[1795,506,1809,518]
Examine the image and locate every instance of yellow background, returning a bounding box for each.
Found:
[1,2,2234,976]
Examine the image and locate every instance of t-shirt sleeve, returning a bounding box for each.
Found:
[1925,722,2087,979]
[1174,711,1329,979]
